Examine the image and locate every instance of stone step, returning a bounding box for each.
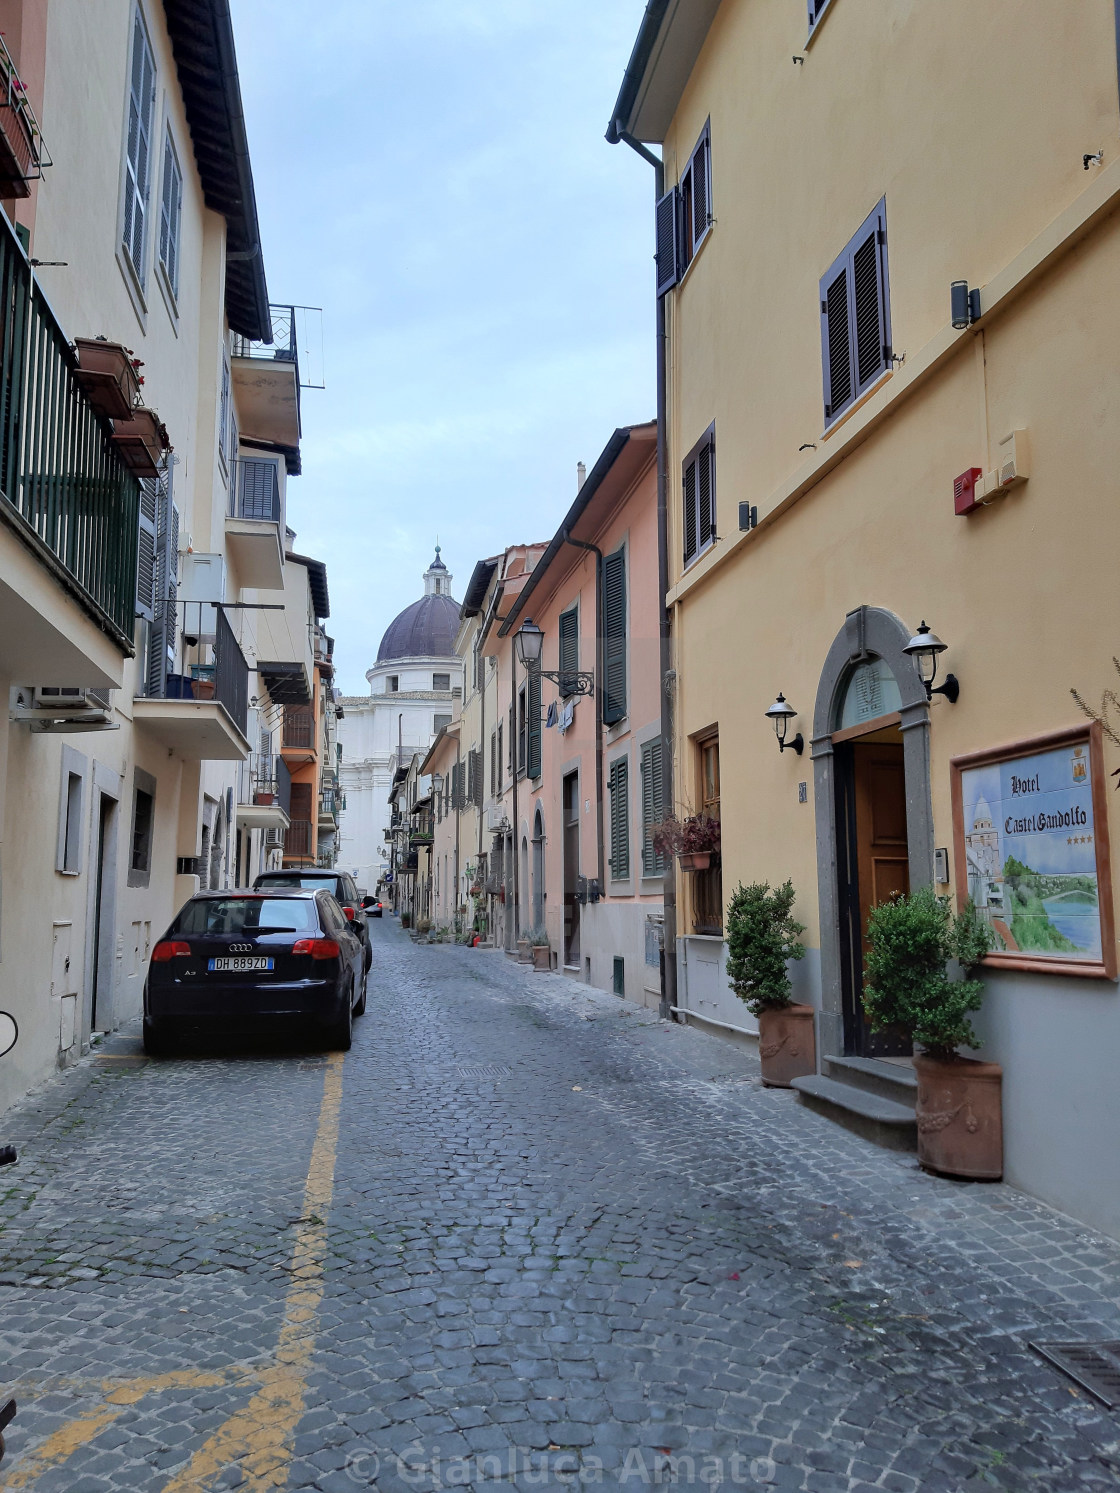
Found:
[791,1073,918,1152]
[822,1053,917,1105]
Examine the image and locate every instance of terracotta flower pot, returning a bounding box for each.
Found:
[913,1054,1003,1180]
[517,939,531,964]
[532,945,550,970]
[757,1003,816,1088]
[678,851,712,872]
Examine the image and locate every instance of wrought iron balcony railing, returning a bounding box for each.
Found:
[284,818,313,859]
[239,749,292,816]
[282,703,315,751]
[0,208,139,645]
[144,604,249,738]
[229,457,281,523]
[0,36,49,198]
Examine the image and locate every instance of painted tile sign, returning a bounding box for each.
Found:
[954,728,1113,973]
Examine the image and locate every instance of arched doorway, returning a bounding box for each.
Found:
[532,806,545,929]
[812,607,934,1059]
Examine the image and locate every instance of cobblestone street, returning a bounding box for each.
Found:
[1,919,1119,1491]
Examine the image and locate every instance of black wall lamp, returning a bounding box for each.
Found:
[903,621,960,703]
[766,693,804,755]
[951,280,981,330]
[514,618,595,697]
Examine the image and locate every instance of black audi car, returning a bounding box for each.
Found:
[143,890,365,1055]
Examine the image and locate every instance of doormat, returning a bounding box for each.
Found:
[1028,1340,1120,1408]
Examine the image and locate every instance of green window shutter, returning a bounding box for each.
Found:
[641,740,665,877]
[609,758,630,880]
[527,669,542,778]
[558,606,579,697]
[602,549,627,726]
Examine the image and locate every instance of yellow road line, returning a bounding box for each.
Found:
[160,1049,345,1490]
[3,1050,345,1491]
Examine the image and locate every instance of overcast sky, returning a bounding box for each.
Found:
[231,0,654,695]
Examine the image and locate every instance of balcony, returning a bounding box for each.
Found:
[133,606,250,760]
[283,818,314,863]
[224,457,283,590]
[281,702,315,759]
[231,304,302,462]
[237,750,291,832]
[0,208,140,689]
[0,38,48,199]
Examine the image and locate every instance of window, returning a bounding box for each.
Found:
[497,721,504,792]
[433,672,451,692]
[654,120,712,296]
[433,713,452,734]
[122,7,156,285]
[558,606,579,698]
[467,748,482,806]
[807,0,835,41]
[128,768,157,888]
[692,735,723,935]
[820,198,891,426]
[219,357,231,465]
[158,130,183,298]
[387,675,399,693]
[602,547,627,726]
[56,748,87,875]
[640,740,665,877]
[608,756,630,881]
[683,424,716,567]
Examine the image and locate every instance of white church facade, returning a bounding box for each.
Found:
[337,551,463,891]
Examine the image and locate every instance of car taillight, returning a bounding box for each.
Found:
[342,905,356,920]
[152,940,190,961]
[292,938,341,961]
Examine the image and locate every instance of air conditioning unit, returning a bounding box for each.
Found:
[486,804,510,833]
[10,685,116,733]
[32,687,112,712]
[264,828,285,848]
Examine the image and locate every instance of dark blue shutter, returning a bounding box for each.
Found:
[683,458,698,564]
[820,198,890,425]
[691,130,709,246]
[655,187,679,296]
[698,434,715,548]
[602,549,627,726]
[527,671,541,778]
[558,607,579,697]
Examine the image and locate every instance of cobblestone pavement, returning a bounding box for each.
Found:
[1,919,1120,1492]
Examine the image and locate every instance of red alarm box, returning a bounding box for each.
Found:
[954,467,984,516]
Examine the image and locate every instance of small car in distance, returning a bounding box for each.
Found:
[253,869,372,970]
[363,893,383,918]
[144,890,365,1056]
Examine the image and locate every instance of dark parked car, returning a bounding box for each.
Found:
[366,894,383,918]
[253,869,373,970]
[144,890,365,1055]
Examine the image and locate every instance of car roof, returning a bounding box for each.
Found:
[188,888,323,900]
[254,870,344,880]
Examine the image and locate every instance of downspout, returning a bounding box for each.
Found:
[560,531,605,892]
[610,127,677,1021]
[454,736,461,932]
[511,654,519,939]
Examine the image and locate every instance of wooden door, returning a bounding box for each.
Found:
[851,741,911,1056]
[562,772,580,967]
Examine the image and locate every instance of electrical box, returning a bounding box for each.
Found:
[954,430,1029,517]
[935,847,950,884]
[954,467,984,516]
[996,428,1029,489]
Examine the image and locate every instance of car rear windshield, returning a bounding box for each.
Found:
[256,875,339,892]
[175,898,319,935]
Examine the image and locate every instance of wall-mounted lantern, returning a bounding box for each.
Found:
[903,621,960,703]
[765,693,804,755]
[513,618,595,697]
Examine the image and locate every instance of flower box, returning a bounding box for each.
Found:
[253,791,275,807]
[678,851,712,872]
[111,407,168,478]
[0,46,42,199]
[73,339,141,420]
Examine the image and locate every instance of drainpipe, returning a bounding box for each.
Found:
[610,128,677,1021]
[511,653,519,940]
[560,531,605,893]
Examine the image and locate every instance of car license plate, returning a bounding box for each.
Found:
[208,957,274,973]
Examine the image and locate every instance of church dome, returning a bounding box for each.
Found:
[375,547,460,663]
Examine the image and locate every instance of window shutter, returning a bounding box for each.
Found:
[609,758,630,880]
[683,458,698,564]
[655,186,679,297]
[822,266,851,421]
[698,434,715,549]
[852,215,889,392]
[820,199,890,424]
[135,478,158,622]
[558,607,579,697]
[641,740,665,877]
[602,549,627,726]
[146,467,176,698]
[527,671,542,778]
[691,132,709,247]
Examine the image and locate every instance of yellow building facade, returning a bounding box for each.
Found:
[611,0,1120,1239]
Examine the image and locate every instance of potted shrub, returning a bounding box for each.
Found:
[726,879,812,1087]
[517,934,532,964]
[862,886,1000,1179]
[653,813,722,871]
[400,912,411,930]
[528,926,551,971]
[73,338,142,420]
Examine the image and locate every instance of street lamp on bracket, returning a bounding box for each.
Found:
[513,618,596,698]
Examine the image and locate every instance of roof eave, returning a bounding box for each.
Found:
[607,0,722,147]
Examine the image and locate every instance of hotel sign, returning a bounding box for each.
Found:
[950,724,1116,979]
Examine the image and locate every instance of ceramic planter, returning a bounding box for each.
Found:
[678,851,712,872]
[913,1054,1003,1180]
[532,945,550,970]
[111,407,168,477]
[253,791,275,806]
[517,938,532,964]
[74,338,141,420]
[757,1003,816,1088]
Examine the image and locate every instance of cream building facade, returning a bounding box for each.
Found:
[610,0,1120,1240]
[0,0,325,1110]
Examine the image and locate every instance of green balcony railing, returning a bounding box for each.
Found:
[0,210,140,646]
